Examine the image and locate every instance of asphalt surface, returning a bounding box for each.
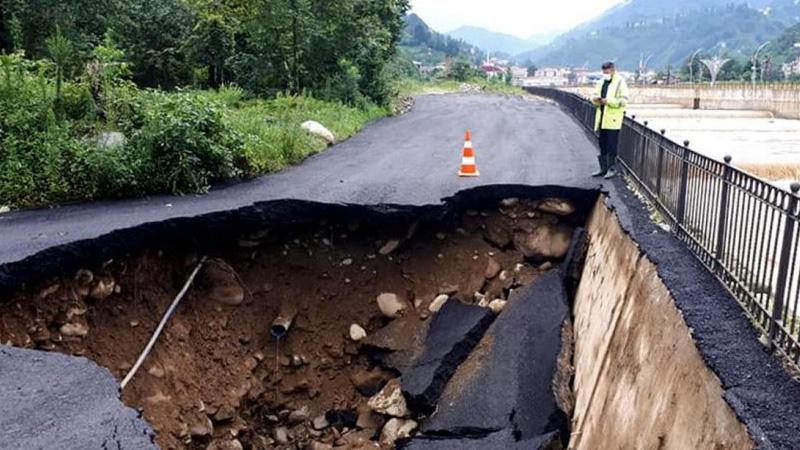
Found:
[0,94,611,268]
[3,93,799,449]
[0,346,156,449]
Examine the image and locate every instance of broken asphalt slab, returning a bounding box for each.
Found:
[401,299,495,414]
[0,345,156,450]
[420,270,570,441]
[399,429,562,450]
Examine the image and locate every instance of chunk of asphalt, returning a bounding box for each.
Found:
[0,345,157,450]
[401,299,495,414]
[420,271,570,441]
[399,429,562,449]
[361,316,431,374]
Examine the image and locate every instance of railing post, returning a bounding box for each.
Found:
[655,129,667,196]
[676,140,691,229]
[640,121,649,176]
[714,155,733,276]
[769,182,800,349]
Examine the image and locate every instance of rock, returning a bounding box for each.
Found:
[147,366,165,378]
[207,439,244,450]
[401,300,495,414]
[537,198,575,216]
[0,206,9,214]
[339,429,379,448]
[204,263,245,306]
[356,404,384,430]
[428,295,449,313]
[75,269,94,285]
[342,258,354,266]
[213,405,236,423]
[485,258,502,279]
[288,406,310,425]
[350,368,389,397]
[380,418,418,446]
[500,198,519,208]
[190,416,214,437]
[95,131,127,150]
[312,415,329,430]
[379,240,401,255]
[301,120,336,145]
[306,442,333,450]
[540,261,554,271]
[483,224,512,249]
[89,278,116,300]
[349,324,367,342]
[273,426,290,445]
[488,300,507,314]
[368,379,408,417]
[376,293,406,319]
[59,322,89,337]
[513,224,573,260]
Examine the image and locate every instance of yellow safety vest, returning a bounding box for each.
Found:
[593,74,629,131]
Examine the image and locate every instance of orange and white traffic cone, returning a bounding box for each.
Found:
[458,130,480,177]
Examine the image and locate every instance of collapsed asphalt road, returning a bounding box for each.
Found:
[0,93,620,273]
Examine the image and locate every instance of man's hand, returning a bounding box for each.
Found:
[598,98,607,105]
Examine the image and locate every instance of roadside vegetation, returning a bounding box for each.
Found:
[0,1,522,209]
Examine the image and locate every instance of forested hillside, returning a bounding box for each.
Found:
[0,0,409,208]
[524,0,800,69]
[400,13,481,65]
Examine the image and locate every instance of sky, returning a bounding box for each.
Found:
[410,0,626,38]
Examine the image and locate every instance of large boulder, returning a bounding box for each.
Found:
[301,120,336,145]
[513,224,573,260]
[95,131,127,150]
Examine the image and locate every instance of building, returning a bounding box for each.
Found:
[782,57,800,79]
[481,63,506,79]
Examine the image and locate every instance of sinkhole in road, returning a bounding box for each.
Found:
[0,187,756,450]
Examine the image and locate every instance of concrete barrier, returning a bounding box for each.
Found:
[564,84,800,119]
[569,199,754,450]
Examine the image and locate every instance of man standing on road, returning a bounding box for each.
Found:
[591,62,629,179]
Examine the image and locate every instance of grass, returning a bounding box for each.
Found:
[217,92,388,174]
[736,163,800,182]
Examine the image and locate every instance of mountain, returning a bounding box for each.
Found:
[448,26,538,56]
[770,23,800,63]
[523,0,800,70]
[400,14,481,66]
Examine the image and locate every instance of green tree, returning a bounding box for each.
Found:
[111,0,194,89]
[46,27,73,119]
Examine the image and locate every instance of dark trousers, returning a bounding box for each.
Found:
[598,129,620,158]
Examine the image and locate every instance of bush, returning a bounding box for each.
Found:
[61,82,96,121]
[126,92,244,193]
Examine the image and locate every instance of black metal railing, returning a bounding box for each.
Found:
[527,87,800,367]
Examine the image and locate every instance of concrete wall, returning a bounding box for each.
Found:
[569,199,753,450]
[564,84,800,119]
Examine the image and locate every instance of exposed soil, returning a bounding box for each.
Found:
[0,198,580,450]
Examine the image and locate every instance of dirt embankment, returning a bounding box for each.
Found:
[0,196,585,450]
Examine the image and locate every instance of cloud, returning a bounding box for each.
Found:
[410,0,625,38]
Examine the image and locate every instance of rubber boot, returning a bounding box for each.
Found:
[604,156,619,179]
[591,155,608,177]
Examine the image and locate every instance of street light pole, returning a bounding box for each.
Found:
[689,48,703,84]
[752,41,770,87]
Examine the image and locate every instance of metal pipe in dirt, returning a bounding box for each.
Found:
[120,256,208,389]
